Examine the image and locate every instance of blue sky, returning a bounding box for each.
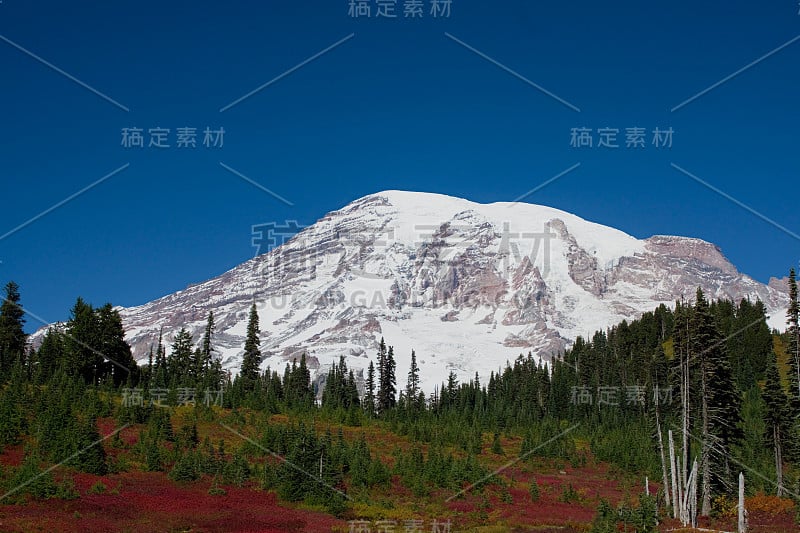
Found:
[0,0,798,330]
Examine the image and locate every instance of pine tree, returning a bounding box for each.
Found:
[692,288,741,514]
[240,303,262,391]
[289,353,313,407]
[763,351,790,496]
[153,327,168,388]
[34,328,64,383]
[72,416,108,475]
[95,303,137,386]
[169,328,194,385]
[364,360,376,416]
[197,311,215,385]
[377,340,396,414]
[787,268,800,418]
[406,350,420,411]
[446,371,458,409]
[0,281,26,379]
[64,297,100,383]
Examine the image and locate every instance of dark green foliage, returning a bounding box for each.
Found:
[590,494,658,533]
[529,477,540,501]
[376,339,396,414]
[393,443,487,496]
[321,356,360,411]
[735,386,773,493]
[222,449,250,486]
[6,448,56,501]
[62,298,138,386]
[281,354,313,408]
[589,499,617,533]
[32,376,108,475]
[405,350,420,411]
[168,328,194,385]
[632,493,659,533]
[169,450,201,482]
[787,269,800,418]
[240,303,262,390]
[71,415,108,475]
[559,483,579,503]
[0,379,26,446]
[490,433,503,455]
[33,328,64,384]
[693,289,742,496]
[0,281,27,380]
[208,475,227,496]
[591,422,660,477]
[177,419,200,450]
[364,360,376,416]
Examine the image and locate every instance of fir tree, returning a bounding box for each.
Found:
[364,360,376,416]
[153,327,168,388]
[692,288,741,514]
[64,297,100,383]
[34,328,64,384]
[406,349,420,411]
[377,340,396,413]
[787,268,800,418]
[95,303,137,386]
[0,281,26,379]
[763,351,790,496]
[240,303,262,391]
[72,416,108,475]
[168,328,194,385]
[197,311,215,386]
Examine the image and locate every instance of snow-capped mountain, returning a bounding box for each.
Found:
[117,190,788,392]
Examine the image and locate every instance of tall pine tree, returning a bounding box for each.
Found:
[0,281,26,379]
[406,350,420,411]
[377,339,396,414]
[169,328,194,385]
[691,288,741,514]
[240,303,262,391]
[364,360,376,416]
[786,268,800,418]
[763,351,790,496]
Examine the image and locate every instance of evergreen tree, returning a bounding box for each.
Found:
[763,351,790,496]
[406,350,420,411]
[72,416,108,475]
[153,328,168,388]
[95,303,137,386]
[168,328,194,385]
[377,340,396,413]
[446,371,458,409]
[34,328,64,383]
[692,288,741,514]
[197,311,215,385]
[240,303,262,391]
[0,281,26,379]
[364,360,376,416]
[64,297,101,383]
[288,353,313,407]
[787,268,800,418]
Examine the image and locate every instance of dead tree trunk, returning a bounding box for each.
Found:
[738,472,746,533]
[669,430,679,520]
[774,424,784,497]
[656,410,671,511]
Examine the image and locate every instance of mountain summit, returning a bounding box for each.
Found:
[119,190,788,391]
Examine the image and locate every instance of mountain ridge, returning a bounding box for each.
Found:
[37,190,789,392]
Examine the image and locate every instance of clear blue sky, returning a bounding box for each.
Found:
[1,0,798,331]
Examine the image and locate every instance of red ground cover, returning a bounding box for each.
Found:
[0,472,344,533]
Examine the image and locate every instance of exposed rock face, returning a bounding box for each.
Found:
[88,191,786,392]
